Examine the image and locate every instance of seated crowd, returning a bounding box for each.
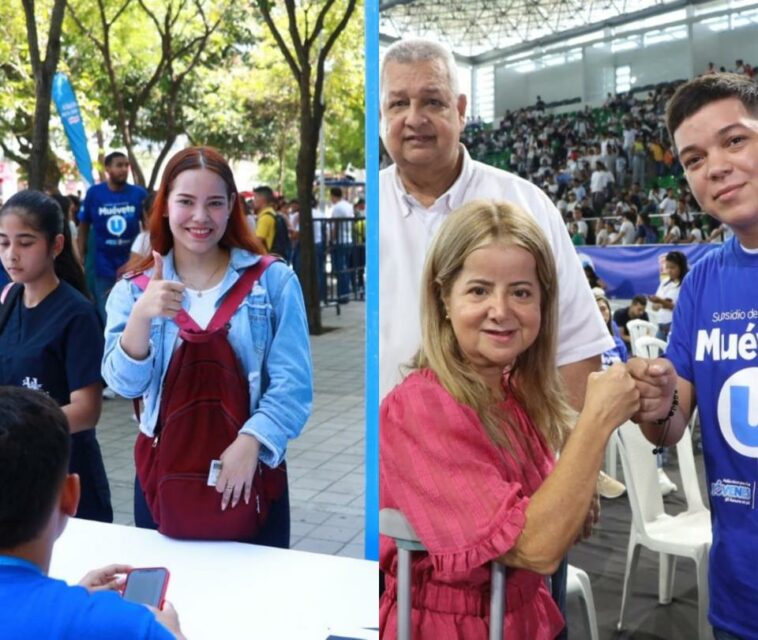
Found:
[462,59,755,246]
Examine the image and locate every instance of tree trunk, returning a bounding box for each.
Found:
[295,70,322,335]
[28,73,54,190]
[22,0,67,190]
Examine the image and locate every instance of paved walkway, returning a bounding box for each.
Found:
[97,301,366,559]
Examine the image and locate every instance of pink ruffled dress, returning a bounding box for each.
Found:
[380,369,564,639]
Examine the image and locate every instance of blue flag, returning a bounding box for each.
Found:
[52,73,94,186]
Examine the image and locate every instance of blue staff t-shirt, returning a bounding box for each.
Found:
[79,182,147,280]
[666,236,758,638]
[0,556,173,639]
[0,281,103,405]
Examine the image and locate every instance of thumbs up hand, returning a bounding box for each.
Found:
[152,251,164,281]
[133,251,186,320]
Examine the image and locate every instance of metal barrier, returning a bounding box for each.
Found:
[307,217,365,314]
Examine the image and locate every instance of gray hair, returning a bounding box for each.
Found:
[381,39,460,98]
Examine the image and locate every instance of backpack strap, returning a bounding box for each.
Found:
[129,256,276,423]
[207,255,277,333]
[128,272,203,333]
[128,257,277,334]
[0,283,23,336]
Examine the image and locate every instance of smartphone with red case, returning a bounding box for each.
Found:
[122,567,170,609]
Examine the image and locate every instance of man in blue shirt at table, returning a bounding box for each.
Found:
[0,386,184,639]
[77,151,147,325]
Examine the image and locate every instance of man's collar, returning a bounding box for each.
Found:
[392,144,471,215]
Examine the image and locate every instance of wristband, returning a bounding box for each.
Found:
[652,389,678,455]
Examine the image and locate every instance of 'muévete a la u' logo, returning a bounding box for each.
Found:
[717,368,758,457]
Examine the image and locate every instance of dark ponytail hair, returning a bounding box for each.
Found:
[0,190,90,298]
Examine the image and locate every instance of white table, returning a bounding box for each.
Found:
[50,518,378,640]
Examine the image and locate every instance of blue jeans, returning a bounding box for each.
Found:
[714,629,744,640]
[92,275,115,327]
[331,243,352,301]
[134,474,291,549]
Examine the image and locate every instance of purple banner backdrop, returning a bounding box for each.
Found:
[577,244,721,298]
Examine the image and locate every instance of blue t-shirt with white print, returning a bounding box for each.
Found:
[666,236,758,638]
[79,182,147,280]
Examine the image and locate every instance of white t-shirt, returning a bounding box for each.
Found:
[590,170,614,194]
[130,231,150,257]
[666,225,682,243]
[330,200,354,244]
[618,219,636,245]
[330,199,354,219]
[185,281,223,330]
[654,279,680,324]
[659,197,678,215]
[379,146,613,398]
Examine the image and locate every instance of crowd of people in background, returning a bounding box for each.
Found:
[462,57,756,248]
[0,172,367,304]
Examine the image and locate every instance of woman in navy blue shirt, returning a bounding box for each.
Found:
[0,190,112,522]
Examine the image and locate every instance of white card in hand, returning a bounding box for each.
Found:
[207,459,222,486]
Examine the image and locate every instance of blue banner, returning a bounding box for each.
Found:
[577,244,721,298]
[52,73,94,186]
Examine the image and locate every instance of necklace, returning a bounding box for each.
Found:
[177,256,227,297]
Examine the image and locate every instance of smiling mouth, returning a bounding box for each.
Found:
[404,135,434,144]
[483,328,516,341]
[186,228,213,239]
[714,184,744,201]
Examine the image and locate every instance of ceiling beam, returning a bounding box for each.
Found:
[380,0,721,65]
[379,0,418,11]
[469,0,714,65]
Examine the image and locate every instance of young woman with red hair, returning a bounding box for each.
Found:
[102,147,313,547]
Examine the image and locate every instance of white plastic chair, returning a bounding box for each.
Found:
[613,421,711,640]
[567,565,600,640]
[627,319,658,356]
[635,335,668,359]
[379,508,506,640]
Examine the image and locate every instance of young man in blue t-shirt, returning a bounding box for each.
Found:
[77,151,147,324]
[0,387,184,639]
[629,73,758,640]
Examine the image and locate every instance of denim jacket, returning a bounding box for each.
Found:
[102,249,313,468]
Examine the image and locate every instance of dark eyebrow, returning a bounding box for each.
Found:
[678,123,750,157]
[464,278,534,287]
[0,232,37,239]
[175,193,227,199]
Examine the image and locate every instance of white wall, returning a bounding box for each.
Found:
[491,20,758,116]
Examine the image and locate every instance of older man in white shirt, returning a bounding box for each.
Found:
[379,39,611,403]
[378,39,615,638]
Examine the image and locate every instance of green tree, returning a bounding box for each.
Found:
[255,0,359,334]
[0,0,67,189]
[66,0,231,187]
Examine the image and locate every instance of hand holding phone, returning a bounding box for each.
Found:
[122,567,170,609]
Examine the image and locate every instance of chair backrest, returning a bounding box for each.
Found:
[613,421,666,533]
[627,319,658,356]
[635,335,668,359]
[677,410,707,514]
